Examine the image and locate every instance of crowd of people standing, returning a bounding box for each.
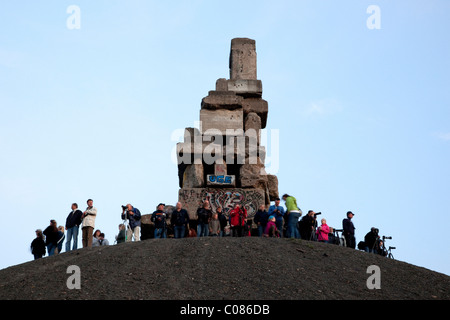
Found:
[30,194,373,260]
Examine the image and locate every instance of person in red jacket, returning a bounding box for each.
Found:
[229,204,247,237]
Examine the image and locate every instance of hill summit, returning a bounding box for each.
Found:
[0,237,448,300]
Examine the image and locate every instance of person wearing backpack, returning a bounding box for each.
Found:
[171,202,190,238]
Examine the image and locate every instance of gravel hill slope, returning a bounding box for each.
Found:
[0,237,448,300]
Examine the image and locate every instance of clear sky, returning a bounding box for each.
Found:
[1,1,449,276]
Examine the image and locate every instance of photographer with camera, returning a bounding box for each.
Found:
[229,203,247,237]
[121,204,142,242]
[299,210,319,241]
[363,227,380,254]
[151,203,167,239]
[268,198,285,237]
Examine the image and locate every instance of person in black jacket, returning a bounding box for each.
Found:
[196,200,212,237]
[254,205,269,237]
[171,202,190,239]
[43,220,59,256]
[364,227,380,254]
[65,203,83,252]
[299,210,316,240]
[343,211,356,249]
[152,203,167,239]
[30,229,46,260]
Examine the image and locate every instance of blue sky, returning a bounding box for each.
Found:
[1,0,449,276]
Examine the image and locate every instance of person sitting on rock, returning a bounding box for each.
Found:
[268,198,285,237]
[264,216,280,238]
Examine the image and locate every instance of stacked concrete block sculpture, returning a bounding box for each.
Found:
[177,38,279,221]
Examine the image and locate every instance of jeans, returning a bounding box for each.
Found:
[287,212,301,239]
[365,247,377,254]
[66,226,79,252]
[257,225,265,237]
[275,220,283,238]
[197,223,209,237]
[47,243,57,256]
[154,228,166,239]
[174,225,186,239]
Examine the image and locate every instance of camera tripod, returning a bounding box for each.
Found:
[380,236,395,259]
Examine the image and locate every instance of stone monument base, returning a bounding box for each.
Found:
[178,187,265,220]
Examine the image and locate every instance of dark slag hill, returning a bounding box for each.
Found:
[0,237,448,300]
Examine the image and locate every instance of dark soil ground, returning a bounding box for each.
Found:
[0,237,449,300]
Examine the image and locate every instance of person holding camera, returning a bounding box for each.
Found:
[121,204,142,242]
[268,198,285,237]
[299,210,316,241]
[364,227,379,254]
[229,203,247,237]
[152,203,167,239]
[171,202,190,239]
[81,199,97,248]
[343,211,356,249]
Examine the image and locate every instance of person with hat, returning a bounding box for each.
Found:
[264,216,280,238]
[151,203,167,238]
[343,211,356,249]
[268,198,285,237]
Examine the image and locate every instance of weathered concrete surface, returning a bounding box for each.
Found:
[178,187,265,219]
[229,38,257,80]
[200,108,244,135]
